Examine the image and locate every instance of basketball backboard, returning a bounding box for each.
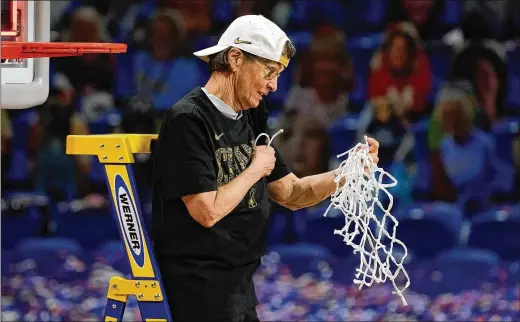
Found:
[1,0,50,109]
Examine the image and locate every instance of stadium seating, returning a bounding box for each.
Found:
[492,116,520,166]
[2,2,520,320]
[10,237,89,282]
[3,242,519,321]
[328,114,360,158]
[467,205,520,261]
[1,192,49,249]
[393,202,463,259]
[93,240,130,274]
[298,205,358,258]
[6,110,38,187]
[410,119,430,164]
[267,209,290,246]
[509,260,520,283]
[348,47,376,108]
[86,110,122,135]
[328,254,364,285]
[425,44,454,104]
[288,0,346,30]
[410,248,502,297]
[267,243,333,277]
[53,207,120,250]
[440,0,463,27]
[210,0,234,30]
[343,0,387,34]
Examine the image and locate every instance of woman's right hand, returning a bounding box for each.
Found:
[250,145,276,178]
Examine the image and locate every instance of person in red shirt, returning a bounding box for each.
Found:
[368,22,433,122]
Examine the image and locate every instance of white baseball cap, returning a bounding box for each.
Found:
[193,15,292,68]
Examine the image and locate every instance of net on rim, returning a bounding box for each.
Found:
[323,136,411,305]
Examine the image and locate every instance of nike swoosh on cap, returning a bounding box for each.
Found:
[234,37,252,44]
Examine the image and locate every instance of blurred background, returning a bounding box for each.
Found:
[1,0,520,320]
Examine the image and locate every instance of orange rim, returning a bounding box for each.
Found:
[1,42,127,59]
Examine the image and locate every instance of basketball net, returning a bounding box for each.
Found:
[254,129,284,148]
[324,137,410,305]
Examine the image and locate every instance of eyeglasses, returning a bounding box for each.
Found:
[258,60,283,80]
[245,53,282,80]
[240,50,283,80]
[256,60,281,80]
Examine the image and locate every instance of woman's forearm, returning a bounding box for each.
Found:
[284,171,342,210]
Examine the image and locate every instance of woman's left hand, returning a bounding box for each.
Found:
[366,137,380,164]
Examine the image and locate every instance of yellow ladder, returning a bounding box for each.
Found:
[66,134,171,322]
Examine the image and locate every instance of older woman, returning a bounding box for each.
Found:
[151,15,380,322]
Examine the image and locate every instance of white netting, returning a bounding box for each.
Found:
[323,137,411,305]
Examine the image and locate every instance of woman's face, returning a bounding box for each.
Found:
[151,17,176,60]
[402,0,434,26]
[282,115,326,177]
[234,54,282,109]
[311,58,343,101]
[440,101,470,138]
[388,35,409,71]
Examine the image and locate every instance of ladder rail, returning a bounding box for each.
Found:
[66,134,171,322]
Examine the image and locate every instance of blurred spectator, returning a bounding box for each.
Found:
[433,83,515,213]
[284,25,353,124]
[461,0,520,41]
[4,3,520,319]
[1,110,13,181]
[426,38,514,205]
[124,8,203,204]
[429,41,509,159]
[49,1,72,28]
[277,111,331,179]
[126,8,202,117]
[31,87,91,201]
[54,6,114,96]
[104,0,154,48]
[387,0,447,41]
[365,97,414,169]
[159,0,211,36]
[235,0,290,29]
[237,0,273,18]
[368,22,433,123]
[429,80,491,148]
[449,41,508,131]
[428,81,477,201]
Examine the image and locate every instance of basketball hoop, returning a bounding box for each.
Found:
[1,41,127,109]
[1,41,127,59]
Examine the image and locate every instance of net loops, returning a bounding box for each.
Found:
[253,129,284,148]
[324,137,411,305]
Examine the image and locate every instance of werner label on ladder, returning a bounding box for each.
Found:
[116,179,143,262]
[66,134,171,322]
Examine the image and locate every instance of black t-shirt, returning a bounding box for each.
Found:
[151,87,291,320]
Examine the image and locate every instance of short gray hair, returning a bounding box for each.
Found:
[208,40,297,73]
